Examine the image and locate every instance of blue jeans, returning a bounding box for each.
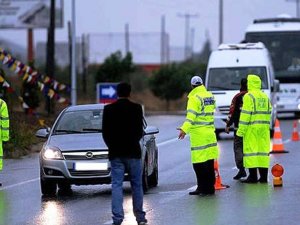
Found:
[110,158,146,225]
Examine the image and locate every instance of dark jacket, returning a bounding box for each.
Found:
[102,98,144,160]
[226,91,247,129]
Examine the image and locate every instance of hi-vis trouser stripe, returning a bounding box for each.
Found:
[0,116,9,120]
[244,152,270,157]
[191,143,217,151]
[239,121,270,125]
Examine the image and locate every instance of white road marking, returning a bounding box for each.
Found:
[283,139,291,144]
[0,178,39,190]
[157,137,179,147]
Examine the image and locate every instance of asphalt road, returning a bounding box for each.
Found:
[0,114,299,225]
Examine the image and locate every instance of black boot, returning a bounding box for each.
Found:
[241,168,258,183]
[233,168,247,180]
[189,189,202,195]
[258,168,268,183]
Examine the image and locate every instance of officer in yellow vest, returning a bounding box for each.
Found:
[237,74,272,183]
[178,75,219,195]
[0,98,9,187]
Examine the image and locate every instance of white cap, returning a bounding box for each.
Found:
[191,76,203,86]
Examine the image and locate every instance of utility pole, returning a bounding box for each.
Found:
[71,0,77,106]
[81,34,87,94]
[46,0,55,114]
[161,15,166,64]
[177,13,199,60]
[287,0,300,18]
[125,23,130,54]
[190,27,195,59]
[219,0,223,45]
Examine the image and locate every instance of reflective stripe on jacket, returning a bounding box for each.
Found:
[181,85,219,164]
[236,74,271,168]
[0,99,9,171]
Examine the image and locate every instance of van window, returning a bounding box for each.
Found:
[207,67,268,91]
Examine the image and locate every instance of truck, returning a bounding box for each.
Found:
[245,15,300,117]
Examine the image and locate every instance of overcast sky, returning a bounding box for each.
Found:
[0,0,297,52]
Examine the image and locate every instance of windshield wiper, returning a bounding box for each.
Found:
[82,128,102,132]
[54,129,83,134]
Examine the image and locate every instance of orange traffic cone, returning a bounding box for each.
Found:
[291,120,299,141]
[214,160,229,190]
[270,119,289,153]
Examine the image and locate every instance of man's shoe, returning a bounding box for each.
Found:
[241,177,258,183]
[199,192,215,197]
[233,170,247,180]
[258,178,268,183]
[138,220,148,225]
[189,189,201,195]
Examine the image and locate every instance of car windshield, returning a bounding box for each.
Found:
[53,110,103,134]
[207,67,268,91]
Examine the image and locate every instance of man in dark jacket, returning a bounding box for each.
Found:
[102,82,147,225]
[225,78,247,180]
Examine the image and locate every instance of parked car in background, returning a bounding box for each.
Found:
[36,104,159,196]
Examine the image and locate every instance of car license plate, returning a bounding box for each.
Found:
[74,162,108,171]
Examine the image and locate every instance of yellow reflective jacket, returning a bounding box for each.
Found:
[180,85,219,164]
[236,74,271,168]
[0,98,9,171]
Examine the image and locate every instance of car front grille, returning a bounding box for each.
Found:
[68,169,110,177]
[218,106,230,115]
[62,151,108,160]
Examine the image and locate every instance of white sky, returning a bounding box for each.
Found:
[0,0,297,52]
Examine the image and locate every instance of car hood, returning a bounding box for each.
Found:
[48,133,107,151]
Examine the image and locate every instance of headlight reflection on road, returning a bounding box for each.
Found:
[39,201,65,225]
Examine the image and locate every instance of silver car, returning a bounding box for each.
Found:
[36,104,159,196]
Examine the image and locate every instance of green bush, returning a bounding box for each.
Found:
[3,112,42,158]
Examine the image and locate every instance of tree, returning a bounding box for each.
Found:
[149,62,207,110]
[149,63,188,110]
[96,51,135,83]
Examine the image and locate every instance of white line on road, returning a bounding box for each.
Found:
[0,177,39,190]
[157,137,178,147]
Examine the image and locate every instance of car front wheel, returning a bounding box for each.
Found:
[148,167,158,187]
[40,178,57,196]
[142,160,149,193]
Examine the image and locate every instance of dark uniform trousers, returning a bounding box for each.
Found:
[192,159,215,194]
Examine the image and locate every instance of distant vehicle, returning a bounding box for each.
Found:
[205,42,279,139]
[245,15,300,117]
[36,104,159,196]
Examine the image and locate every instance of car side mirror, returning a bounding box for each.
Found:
[144,126,159,135]
[35,128,50,138]
[272,79,280,92]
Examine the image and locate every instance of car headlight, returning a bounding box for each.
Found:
[42,146,64,160]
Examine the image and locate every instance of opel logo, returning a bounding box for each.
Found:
[86,151,93,159]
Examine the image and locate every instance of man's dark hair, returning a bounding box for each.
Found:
[117,82,131,97]
[240,78,247,91]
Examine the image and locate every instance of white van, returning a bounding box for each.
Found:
[205,42,279,139]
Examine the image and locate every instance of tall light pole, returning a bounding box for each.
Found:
[71,0,77,105]
[219,0,223,45]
